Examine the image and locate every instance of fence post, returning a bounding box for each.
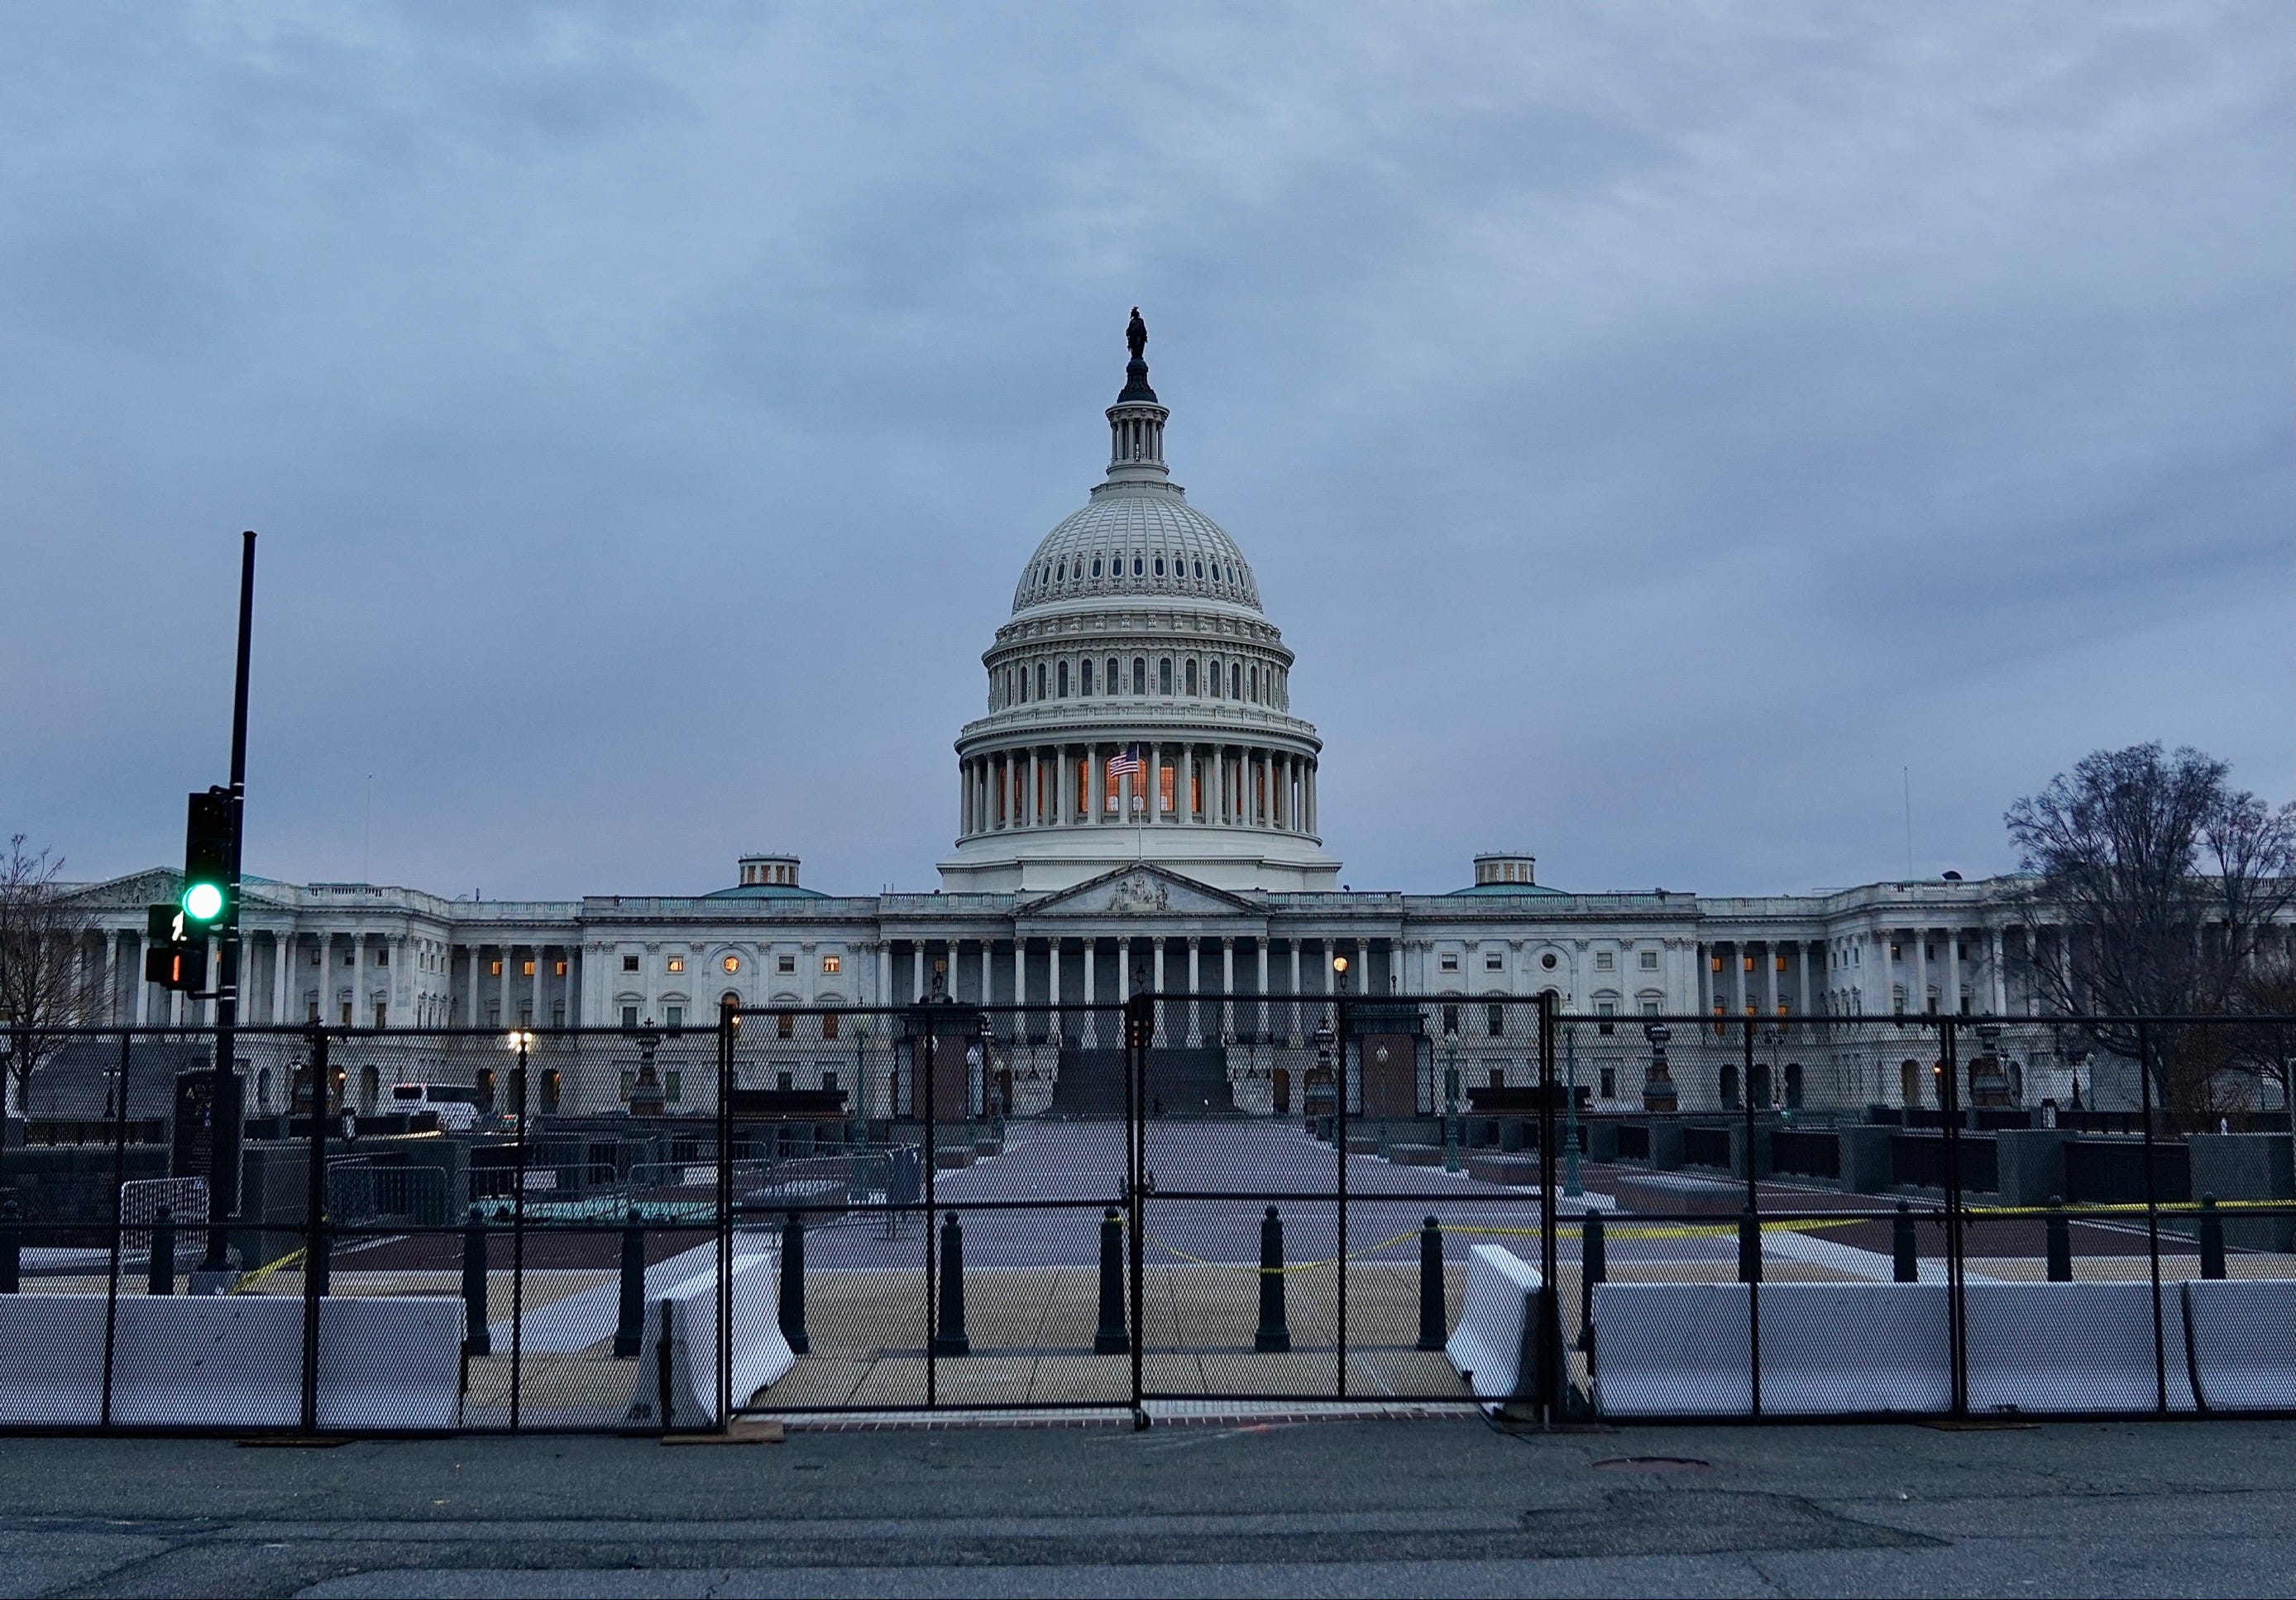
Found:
[149,1204,175,1295]
[717,998,736,1430]
[1335,991,1349,1401]
[1938,1017,1966,1419]
[778,1212,810,1355]
[614,1206,646,1359]
[101,1030,133,1429]
[1255,1205,1291,1352]
[1416,1216,1446,1352]
[2136,1018,2167,1414]
[508,1032,529,1431]
[1126,992,1150,1416]
[931,1211,969,1355]
[1892,1201,1918,1282]
[1094,1207,1130,1354]
[2045,1196,2073,1282]
[301,1025,330,1433]
[462,1205,490,1356]
[1740,1016,1762,1419]
[2199,1194,2227,1280]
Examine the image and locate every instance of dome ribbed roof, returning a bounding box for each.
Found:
[1012,485,1260,614]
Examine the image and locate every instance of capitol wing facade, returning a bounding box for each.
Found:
[47,322,2110,1120]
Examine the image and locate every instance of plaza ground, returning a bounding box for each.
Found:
[0,1416,2286,1598]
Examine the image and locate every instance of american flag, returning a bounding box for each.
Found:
[1106,745,1143,781]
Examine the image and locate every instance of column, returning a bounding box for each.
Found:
[1256,939,1270,1039]
[1306,763,1317,836]
[1730,941,1746,1017]
[912,943,926,1004]
[1288,939,1303,1043]
[1082,939,1097,1046]
[1914,929,1930,1015]
[1117,939,1131,1001]
[1047,938,1062,1040]
[1014,936,1027,1010]
[127,931,146,1026]
[1221,937,1235,1039]
[1988,927,2007,1015]
[1795,942,1810,1017]
[1873,929,1892,1015]
[1763,941,1778,1015]
[1945,928,1962,1015]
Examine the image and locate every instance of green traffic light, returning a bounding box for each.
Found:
[182,880,226,923]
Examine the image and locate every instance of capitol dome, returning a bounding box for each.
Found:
[937,313,1340,896]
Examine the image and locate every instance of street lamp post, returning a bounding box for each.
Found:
[1442,1028,1460,1173]
[1562,1018,1582,1198]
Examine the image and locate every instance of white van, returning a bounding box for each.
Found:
[388,1083,480,1131]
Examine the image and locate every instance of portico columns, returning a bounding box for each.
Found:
[912,944,926,1005]
[1795,943,1810,1017]
[1288,941,1302,1044]
[1222,938,1235,1039]
[1988,927,2007,1015]
[1945,929,1961,1016]
[1914,931,1930,1015]
[1185,938,1201,1045]
[1117,939,1131,1001]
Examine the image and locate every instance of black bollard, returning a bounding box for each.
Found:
[0,1198,20,1295]
[1737,1206,1762,1285]
[779,1212,811,1354]
[1580,1211,1608,1343]
[613,1206,646,1359]
[309,1212,331,1298]
[2198,1193,2227,1281]
[462,1204,490,1356]
[1093,1208,1130,1354]
[931,1211,969,1355]
[149,1203,175,1296]
[0,1193,20,1294]
[1892,1201,1918,1283]
[1254,1205,1291,1353]
[1416,1216,1447,1352]
[2045,1195,2072,1282]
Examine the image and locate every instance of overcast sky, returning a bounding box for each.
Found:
[2,3,2288,902]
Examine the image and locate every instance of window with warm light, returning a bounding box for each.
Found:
[722,954,740,974]
[666,957,684,974]
[489,959,504,977]
[821,955,841,975]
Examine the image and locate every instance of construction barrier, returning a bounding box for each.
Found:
[1753,1283,1951,1416]
[2183,1278,2296,1412]
[1591,1282,1751,1416]
[625,1252,789,1430]
[0,1295,463,1429]
[1964,1282,2197,1414]
[1442,1244,1540,1404]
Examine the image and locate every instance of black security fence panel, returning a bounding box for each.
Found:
[0,1011,2288,1433]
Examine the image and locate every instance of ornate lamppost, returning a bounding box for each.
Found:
[1642,1020,1676,1112]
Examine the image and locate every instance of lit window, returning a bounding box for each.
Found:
[822,954,841,974]
[554,960,567,977]
[722,954,740,974]
[622,954,639,972]
[666,957,684,974]
[490,960,504,977]
[1742,954,1755,973]
[521,958,536,977]
[1775,954,1788,972]
[1710,955,1722,973]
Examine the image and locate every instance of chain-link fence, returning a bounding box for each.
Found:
[0,1006,2288,1433]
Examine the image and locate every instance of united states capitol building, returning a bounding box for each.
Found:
[65,318,2084,1118]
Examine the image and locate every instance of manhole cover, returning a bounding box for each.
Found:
[1591,1455,1711,1473]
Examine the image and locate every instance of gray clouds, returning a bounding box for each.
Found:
[0,2,2287,898]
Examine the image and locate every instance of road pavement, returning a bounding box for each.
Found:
[0,1417,2284,1598]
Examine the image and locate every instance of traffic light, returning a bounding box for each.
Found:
[181,786,233,927]
[144,902,208,992]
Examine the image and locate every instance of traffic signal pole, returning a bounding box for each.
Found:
[200,530,256,1274]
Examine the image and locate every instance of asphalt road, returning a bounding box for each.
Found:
[0,1418,2286,1598]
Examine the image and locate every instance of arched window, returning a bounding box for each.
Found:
[1230,662,1241,698]
[1055,560,1065,581]
[1184,658,1198,695]
[1210,659,1223,698]
[1057,660,1070,697]
[1249,663,1260,701]
[1081,657,1094,695]
[1036,661,1047,699]
[1193,560,1204,580]
[1158,657,1172,695]
[1132,554,1143,576]
[1107,657,1119,694]
[1132,657,1146,694]
[1091,556,1102,578]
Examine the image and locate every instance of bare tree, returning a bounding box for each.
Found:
[2007,743,2296,1120]
[0,835,108,1118]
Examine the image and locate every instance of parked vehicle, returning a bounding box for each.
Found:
[387,1083,479,1131]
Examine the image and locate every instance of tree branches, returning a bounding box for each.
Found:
[0,835,106,1114]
